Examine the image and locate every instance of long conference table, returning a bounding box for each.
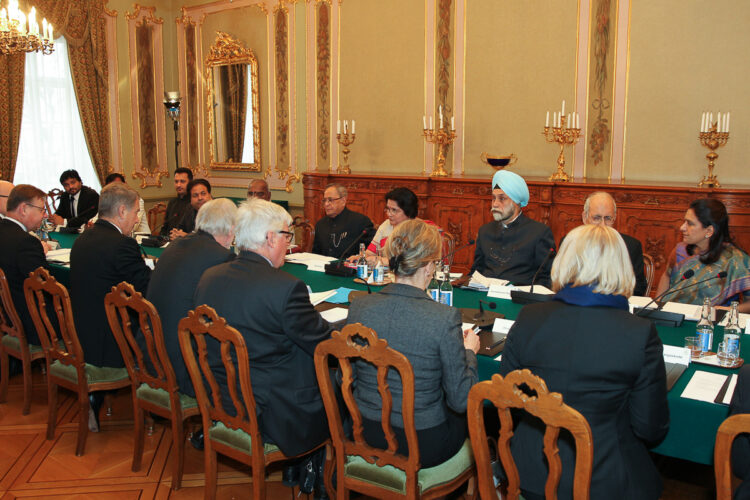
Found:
[48,231,743,466]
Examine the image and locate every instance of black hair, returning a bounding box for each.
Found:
[385,187,419,219]
[187,178,211,195]
[104,173,126,185]
[59,169,81,184]
[174,167,194,181]
[687,198,737,265]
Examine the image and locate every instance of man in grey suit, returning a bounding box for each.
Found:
[146,198,237,397]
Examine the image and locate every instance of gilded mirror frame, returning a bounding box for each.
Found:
[205,31,261,171]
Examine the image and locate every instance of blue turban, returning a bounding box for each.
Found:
[491,170,529,208]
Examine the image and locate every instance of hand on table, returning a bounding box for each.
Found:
[170,228,187,240]
[49,214,64,226]
[463,328,480,354]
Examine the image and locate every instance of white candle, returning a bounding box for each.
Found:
[545,111,550,127]
[423,116,427,129]
[344,120,348,134]
[0,9,6,31]
[576,112,580,129]
[726,112,731,132]
[429,116,433,129]
[352,120,355,134]
[48,23,52,40]
[717,113,722,133]
[337,120,341,134]
[561,100,565,117]
[439,113,443,130]
[439,105,443,120]
[451,116,455,130]
[42,18,47,40]
[701,112,705,133]
[18,11,25,34]
[709,113,713,129]
[723,114,728,134]
[567,113,571,128]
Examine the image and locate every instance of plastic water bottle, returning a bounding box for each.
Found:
[696,297,714,354]
[723,301,742,356]
[356,243,369,279]
[427,266,440,302]
[439,264,453,306]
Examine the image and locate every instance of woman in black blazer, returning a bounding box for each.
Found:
[499,224,669,500]
[346,219,480,467]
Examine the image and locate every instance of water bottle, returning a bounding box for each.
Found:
[439,264,453,306]
[427,266,440,302]
[723,301,742,356]
[356,243,369,279]
[696,297,714,354]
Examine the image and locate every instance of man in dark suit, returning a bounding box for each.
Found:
[159,167,193,237]
[146,198,236,397]
[50,169,99,229]
[171,178,213,239]
[581,191,648,296]
[70,182,151,370]
[312,183,373,258]
[194,198,333,459]
[0,184,49,346]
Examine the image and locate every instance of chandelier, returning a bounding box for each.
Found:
[0,0,54,55]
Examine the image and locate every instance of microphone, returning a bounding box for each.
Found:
[324,227,375,277]
[659,270,727,305]
[530,248,556,293]
[474,299,497,320]
[442,238,476,265]
[354,277,372,295]
[636,269,695,316]
[635,271,727,326]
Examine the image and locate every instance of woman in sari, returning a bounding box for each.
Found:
[656,198,750,312]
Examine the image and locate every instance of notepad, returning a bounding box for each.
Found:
[320,307,348,323]
[681,371,729,404]
[309,290,336,306]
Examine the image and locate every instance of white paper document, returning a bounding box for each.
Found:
[309,290,336,306]
[487,284,515,300]
[661,302,702,321]
[680,371,728,403]
[513,284,554,295]
[319,307,348,323]
[467,271,509,291]
[285,252,337,272]
[628,296,655,313]
[46,248,71,262]
[663,345,691,366]
[492,318,516,334]
[718,312,750,330]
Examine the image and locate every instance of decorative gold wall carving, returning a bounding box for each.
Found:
[316,2,330,170]
[435,0,453,173]
[275,5,290,169]
[587,0,615,177]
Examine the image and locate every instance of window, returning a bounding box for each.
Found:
[14,36,101,194]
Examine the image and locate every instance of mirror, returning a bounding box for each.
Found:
[205,31,261,171]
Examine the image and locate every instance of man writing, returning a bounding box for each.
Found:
[50,169,99,229]
[471,170,555,287]
[160,167,194,237]
[312,183,373,258]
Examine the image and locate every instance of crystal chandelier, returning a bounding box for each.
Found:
[0,0,54,55]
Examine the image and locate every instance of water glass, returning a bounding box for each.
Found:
[684,336,702,360]
[717,341,739,367]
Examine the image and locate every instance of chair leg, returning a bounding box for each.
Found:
[204,442,218,500]
[46,379,58,440]
[21,354,33,415]
[252,461,266,500]
[132,403,145,472]
[171,415,186,490]
[75,390,90,456]
[324,444,336,499]
[0,349,9,404]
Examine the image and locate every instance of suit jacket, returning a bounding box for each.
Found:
[145,230,234,396]
[730,365,750,499]
[346,283,478,429]
[194,251,333,456]
[70,219,151,367]
[499,299,669,500]
[54,185,99,228]
[312,207,374,258]
[160,196,192,236]
[0,218,48,345]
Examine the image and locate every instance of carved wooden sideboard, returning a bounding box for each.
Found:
[303,173,750,282]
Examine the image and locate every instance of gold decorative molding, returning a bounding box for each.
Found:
[125,4,163,24]
[316,2,330,169]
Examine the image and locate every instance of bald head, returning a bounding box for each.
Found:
[582,191,617,227]
[247,179,271,201]
[0,180,14,215]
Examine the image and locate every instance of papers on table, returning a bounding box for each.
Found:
[718,312,750,330]
[320,307,348,323]
[492,318,515,334]
[285,252,337,272]
[681,371,738,405]
[488,283,553,300]
[628,295,654,313]
[436,271,463,281]
[661,302,702,321]
[663,345,691,366]
[309,290,336,306]
[326,288,357,304]
[466,271,509,292]
[46,248,71,265]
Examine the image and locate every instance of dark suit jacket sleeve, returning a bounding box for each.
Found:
[534,226,556,288]
[311,221,324,254]
[280,280,333,356]
[471,229,485,274]
[17,235,48,277]
[115,237,151,293]
[628,323,669,444]
[730,365,750,480]
[439,308,478,413]
[628,238,647,296]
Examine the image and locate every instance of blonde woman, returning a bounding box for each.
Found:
[345,219,480,467]
[499,224,669,500]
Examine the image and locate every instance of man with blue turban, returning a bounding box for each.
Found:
[471,170,555,287]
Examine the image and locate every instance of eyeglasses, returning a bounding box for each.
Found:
[247,191,268,198]
[277,230,294,243]
[322,196,343,204]
[25,202,45,212]
[385,206,403,214]
[591,215,615,224]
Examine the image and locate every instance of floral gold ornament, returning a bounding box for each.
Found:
[542,100,582,182]
[423,106,456,177]
[0,0,54,55]
[698,111,730,188]
[336,119,356,174]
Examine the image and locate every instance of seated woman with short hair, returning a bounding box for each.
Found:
[656,198,750,312]
[499,224,669,500]
[345,219,480,467]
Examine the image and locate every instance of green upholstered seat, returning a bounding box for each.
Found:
[135,382,197,411]
[208,420,280,456]
[343,438,474,495]
[49,360,129,385]
[1,334,43,353]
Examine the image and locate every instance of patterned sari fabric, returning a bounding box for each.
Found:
[668,242,750,306]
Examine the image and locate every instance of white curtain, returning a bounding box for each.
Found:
[14,36,101,194]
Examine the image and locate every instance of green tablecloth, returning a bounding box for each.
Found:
[48,233,737,465]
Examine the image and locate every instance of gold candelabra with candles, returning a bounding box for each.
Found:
[422,106,456,177]
[336,119,356,174]
[542,100,581,182]
[0,0,54,55]
[698,111,730,188]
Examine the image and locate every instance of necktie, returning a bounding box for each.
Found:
[70,197,76,218]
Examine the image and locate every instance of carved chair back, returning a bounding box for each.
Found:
[715,413,750,500]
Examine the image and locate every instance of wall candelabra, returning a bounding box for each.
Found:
[336,119,356,174]
[542,100,581,182]
[698,111,730,188]
[422,106,456,177]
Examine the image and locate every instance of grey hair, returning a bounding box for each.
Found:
[583,191,617,219]
[325,183,348,198]
[98,183,139,218]
[196,198,237,237]
[234,198,292,251]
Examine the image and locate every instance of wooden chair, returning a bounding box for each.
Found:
[0,268,45,415]
[44,188,63,215]
[715,413,750,500]
[314,322,476,499]
[292,215,315,253]
[104,282,199,490]
[441,231,456,267]
[643,253,655,296]
[178,305,327,500]
[23,267,130,456]
[147,202,167,236]
[467,369,593,500]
